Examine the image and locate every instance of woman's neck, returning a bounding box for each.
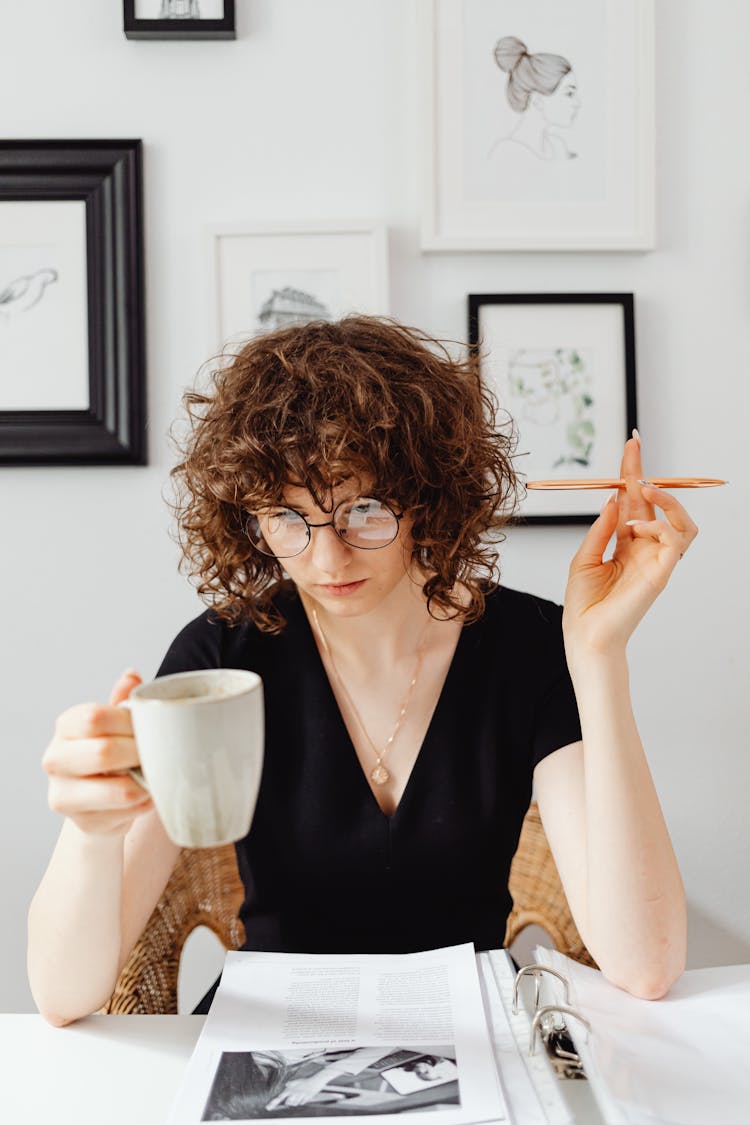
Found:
[299,569,441,670]
[509,108,558,159]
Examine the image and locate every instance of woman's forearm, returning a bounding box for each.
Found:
[568,649,686,997]
[27,819,125,1025]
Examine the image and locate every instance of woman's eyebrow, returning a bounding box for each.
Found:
[283,494,353,516]
[279,501,315,518]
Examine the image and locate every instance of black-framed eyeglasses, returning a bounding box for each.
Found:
[245,496,403,559]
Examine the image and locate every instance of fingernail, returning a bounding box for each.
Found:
[600,493,617,512]
[625,519,644,526]
[638,479,660,488]
[632,427,641,444]
[122,668,140,679]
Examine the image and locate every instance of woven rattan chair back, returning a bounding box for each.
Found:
[106,800,592,1013]
[104,844,245,1014]
[505,800,596,968]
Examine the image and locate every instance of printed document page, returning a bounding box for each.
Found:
[168,943,509,1125]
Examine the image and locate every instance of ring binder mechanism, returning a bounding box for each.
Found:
[511,964,571,1014]
[513,963,590,1080]
[529,1006,591,1079]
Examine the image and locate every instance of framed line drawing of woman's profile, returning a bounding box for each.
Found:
[468,293,637,524]
[487,36,581,164]
[420,0,654,251]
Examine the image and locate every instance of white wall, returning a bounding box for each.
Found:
[3,0,749,1012]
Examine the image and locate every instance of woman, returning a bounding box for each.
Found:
[28,316,696,1025]
[489,36,580,161]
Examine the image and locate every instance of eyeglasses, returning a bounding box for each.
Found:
[246,496,403,559]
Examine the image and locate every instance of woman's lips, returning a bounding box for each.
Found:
[318,579,367,596]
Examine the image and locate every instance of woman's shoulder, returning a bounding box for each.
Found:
[477,585,567,680]
[479,584,565,659]
[484,583,563,628]
[158,584,301,675]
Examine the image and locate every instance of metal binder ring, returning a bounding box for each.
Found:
[529,1005,592,1057]
[512,965,571,1015]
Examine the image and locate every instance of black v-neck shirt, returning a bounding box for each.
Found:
[157,583,582,957]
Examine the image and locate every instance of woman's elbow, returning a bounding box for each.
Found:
[623,974,677,1001]
[38,1009,80,1028]
[31,981,107,1027]
[603,958,685,1001]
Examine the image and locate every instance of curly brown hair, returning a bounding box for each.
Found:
[170,315,519,632]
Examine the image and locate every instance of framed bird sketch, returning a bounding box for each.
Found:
[420,0,654,250]
[0,141,146,465]
[123,0,235,40]
[468,293,637,524]
[207,222,390,354]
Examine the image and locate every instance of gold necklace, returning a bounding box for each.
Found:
[311,607,429,786]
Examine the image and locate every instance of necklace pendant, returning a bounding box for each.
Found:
[371,763,391,786]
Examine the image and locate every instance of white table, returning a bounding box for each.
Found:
[2,1014,202,1125]
[1,1013,602,1124]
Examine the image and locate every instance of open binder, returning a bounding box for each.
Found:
[170,943,750,1125]
[497,946,750,1125]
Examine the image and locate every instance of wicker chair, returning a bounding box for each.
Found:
[105,800,593,1013]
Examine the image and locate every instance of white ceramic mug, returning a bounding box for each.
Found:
[123,668,264,848]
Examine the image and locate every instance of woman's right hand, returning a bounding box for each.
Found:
[42,670,153,837]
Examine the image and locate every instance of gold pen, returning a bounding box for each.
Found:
[526,478,728,490]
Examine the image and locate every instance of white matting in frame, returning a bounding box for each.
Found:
[0,200,89,411]
[420,0,654,251]
[209,223,390,351]
[471,295,636,523]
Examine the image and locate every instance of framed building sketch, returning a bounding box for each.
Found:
[0,141,146,465]
[124,0,235,40]
[208,222,390,351]
[469,293,637,524]
[420,0,654,250]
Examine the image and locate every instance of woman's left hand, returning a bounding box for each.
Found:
[563,435,699,657]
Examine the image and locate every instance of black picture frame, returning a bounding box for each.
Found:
[123,0,235,40]
[468,293,637,526]
[0,140,146,465]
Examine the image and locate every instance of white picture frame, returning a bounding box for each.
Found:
[420,0,654,251]
[208,222,390,352]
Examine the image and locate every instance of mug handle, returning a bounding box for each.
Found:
[129,766,148,790]
[118,698,148,792]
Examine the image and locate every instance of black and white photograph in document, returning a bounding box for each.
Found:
[202,1045,460,1120]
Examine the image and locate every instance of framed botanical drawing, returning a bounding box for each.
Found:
[420,0,654,250]
[124,0,235,39]
[0,141,146,465]
[208,222,389,351]
[469,293,637,524]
